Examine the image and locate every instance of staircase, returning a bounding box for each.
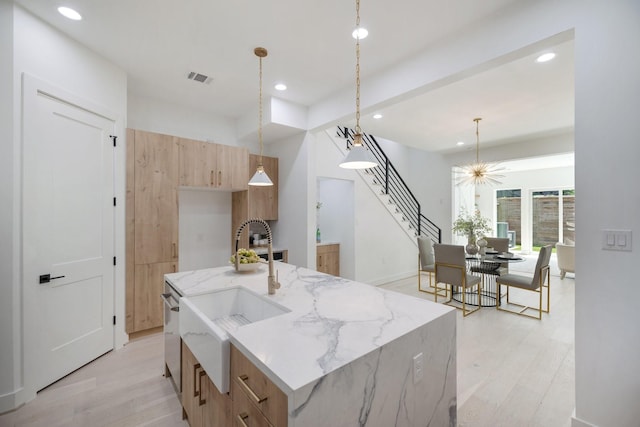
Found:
[331,126,441,244]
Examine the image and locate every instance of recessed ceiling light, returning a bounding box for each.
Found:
[536,52,556,63]
[57,6,82,20]
[352,27,368,39]
[372,113,382,119]
[456,141,465,146]
[274,83,287,91]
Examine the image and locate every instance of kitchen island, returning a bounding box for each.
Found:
[165,262,456,427]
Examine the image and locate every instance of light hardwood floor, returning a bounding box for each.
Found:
[1,266,574,427]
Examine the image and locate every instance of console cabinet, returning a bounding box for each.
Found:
[316,243,340,276]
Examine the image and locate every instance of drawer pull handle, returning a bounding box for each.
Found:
[198,370,207,406]
[236,412,249,427]
[193,363,201,398]
[237,374,267,404]
[210,170,214,186]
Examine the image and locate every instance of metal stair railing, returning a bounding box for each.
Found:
[336,126,441,244]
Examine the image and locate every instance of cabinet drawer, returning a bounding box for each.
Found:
[230,345,287,427]
[232,380,274,427]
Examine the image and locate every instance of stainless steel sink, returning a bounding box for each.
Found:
[179,286,290,393]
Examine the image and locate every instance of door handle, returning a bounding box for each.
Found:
[39,274,65,284]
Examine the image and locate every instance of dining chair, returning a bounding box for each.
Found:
[417,236,446,297]
[496,245,552,319]
[434,244,482,316]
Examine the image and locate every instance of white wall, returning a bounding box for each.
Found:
[2,4,128,411]
[315,131,416,285]
[268,132,313,268]
[0,0,17,412]
[128,93,239,147]
[178,189,232,271]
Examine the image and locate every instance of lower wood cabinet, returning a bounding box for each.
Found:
[230,344,288,427]
[133,261,176,331]
[316,243,340,276]
[182,342,231,427]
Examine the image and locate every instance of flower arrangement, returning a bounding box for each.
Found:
[452,209,492,243]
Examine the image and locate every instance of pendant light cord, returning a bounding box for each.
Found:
[258,53,264,166]
[474,117,482,163]
[355,0,361,136]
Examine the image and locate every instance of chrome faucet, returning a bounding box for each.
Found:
[234,218,281,295]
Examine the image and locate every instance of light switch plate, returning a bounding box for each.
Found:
[602,229,632,251]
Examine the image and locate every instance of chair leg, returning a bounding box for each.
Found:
[560,269,566,279]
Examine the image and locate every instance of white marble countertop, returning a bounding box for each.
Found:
[165,263,453,395]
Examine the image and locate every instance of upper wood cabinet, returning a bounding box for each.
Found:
[134,130,179,265]
[178,138,249,191]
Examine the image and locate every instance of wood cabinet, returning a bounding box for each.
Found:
[230,344,288,427]
[182,342,231,427]
[134,130,179,265]
[317,244,340,276]
[126,129,270,334]
[232,154,278,249]
[133,261,176,331]
[126,129,179,333]
[178,138,249,191]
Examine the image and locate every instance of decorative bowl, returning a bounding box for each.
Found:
[233,262,263,273]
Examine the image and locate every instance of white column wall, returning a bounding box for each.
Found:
[572,2,640,426]
[268,132,314,269]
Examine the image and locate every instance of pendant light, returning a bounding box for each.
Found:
[248,47,274,186]
[339,0,378,170]
[457,118,504,186]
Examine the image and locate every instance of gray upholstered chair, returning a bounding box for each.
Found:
[496,245,552,319]
[471,237,510,277]
[434,243,482,316]
[418,236,442,296]
[417,236,434,286]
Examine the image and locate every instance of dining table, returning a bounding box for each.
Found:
[451,252,525,307]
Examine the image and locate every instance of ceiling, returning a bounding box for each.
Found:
[14,0,574,160]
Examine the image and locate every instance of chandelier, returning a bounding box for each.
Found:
[457,118,504,186]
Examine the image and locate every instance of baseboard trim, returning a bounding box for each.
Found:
[572,410,598,427]
[128,326,162,342]
[369,270,415,286]
[0,387,23,415]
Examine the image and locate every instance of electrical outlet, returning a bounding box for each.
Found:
[413,352,423,384]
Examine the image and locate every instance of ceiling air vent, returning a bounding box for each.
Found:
[187,71,212,84]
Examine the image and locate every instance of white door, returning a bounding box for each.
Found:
[23,76,115,391]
